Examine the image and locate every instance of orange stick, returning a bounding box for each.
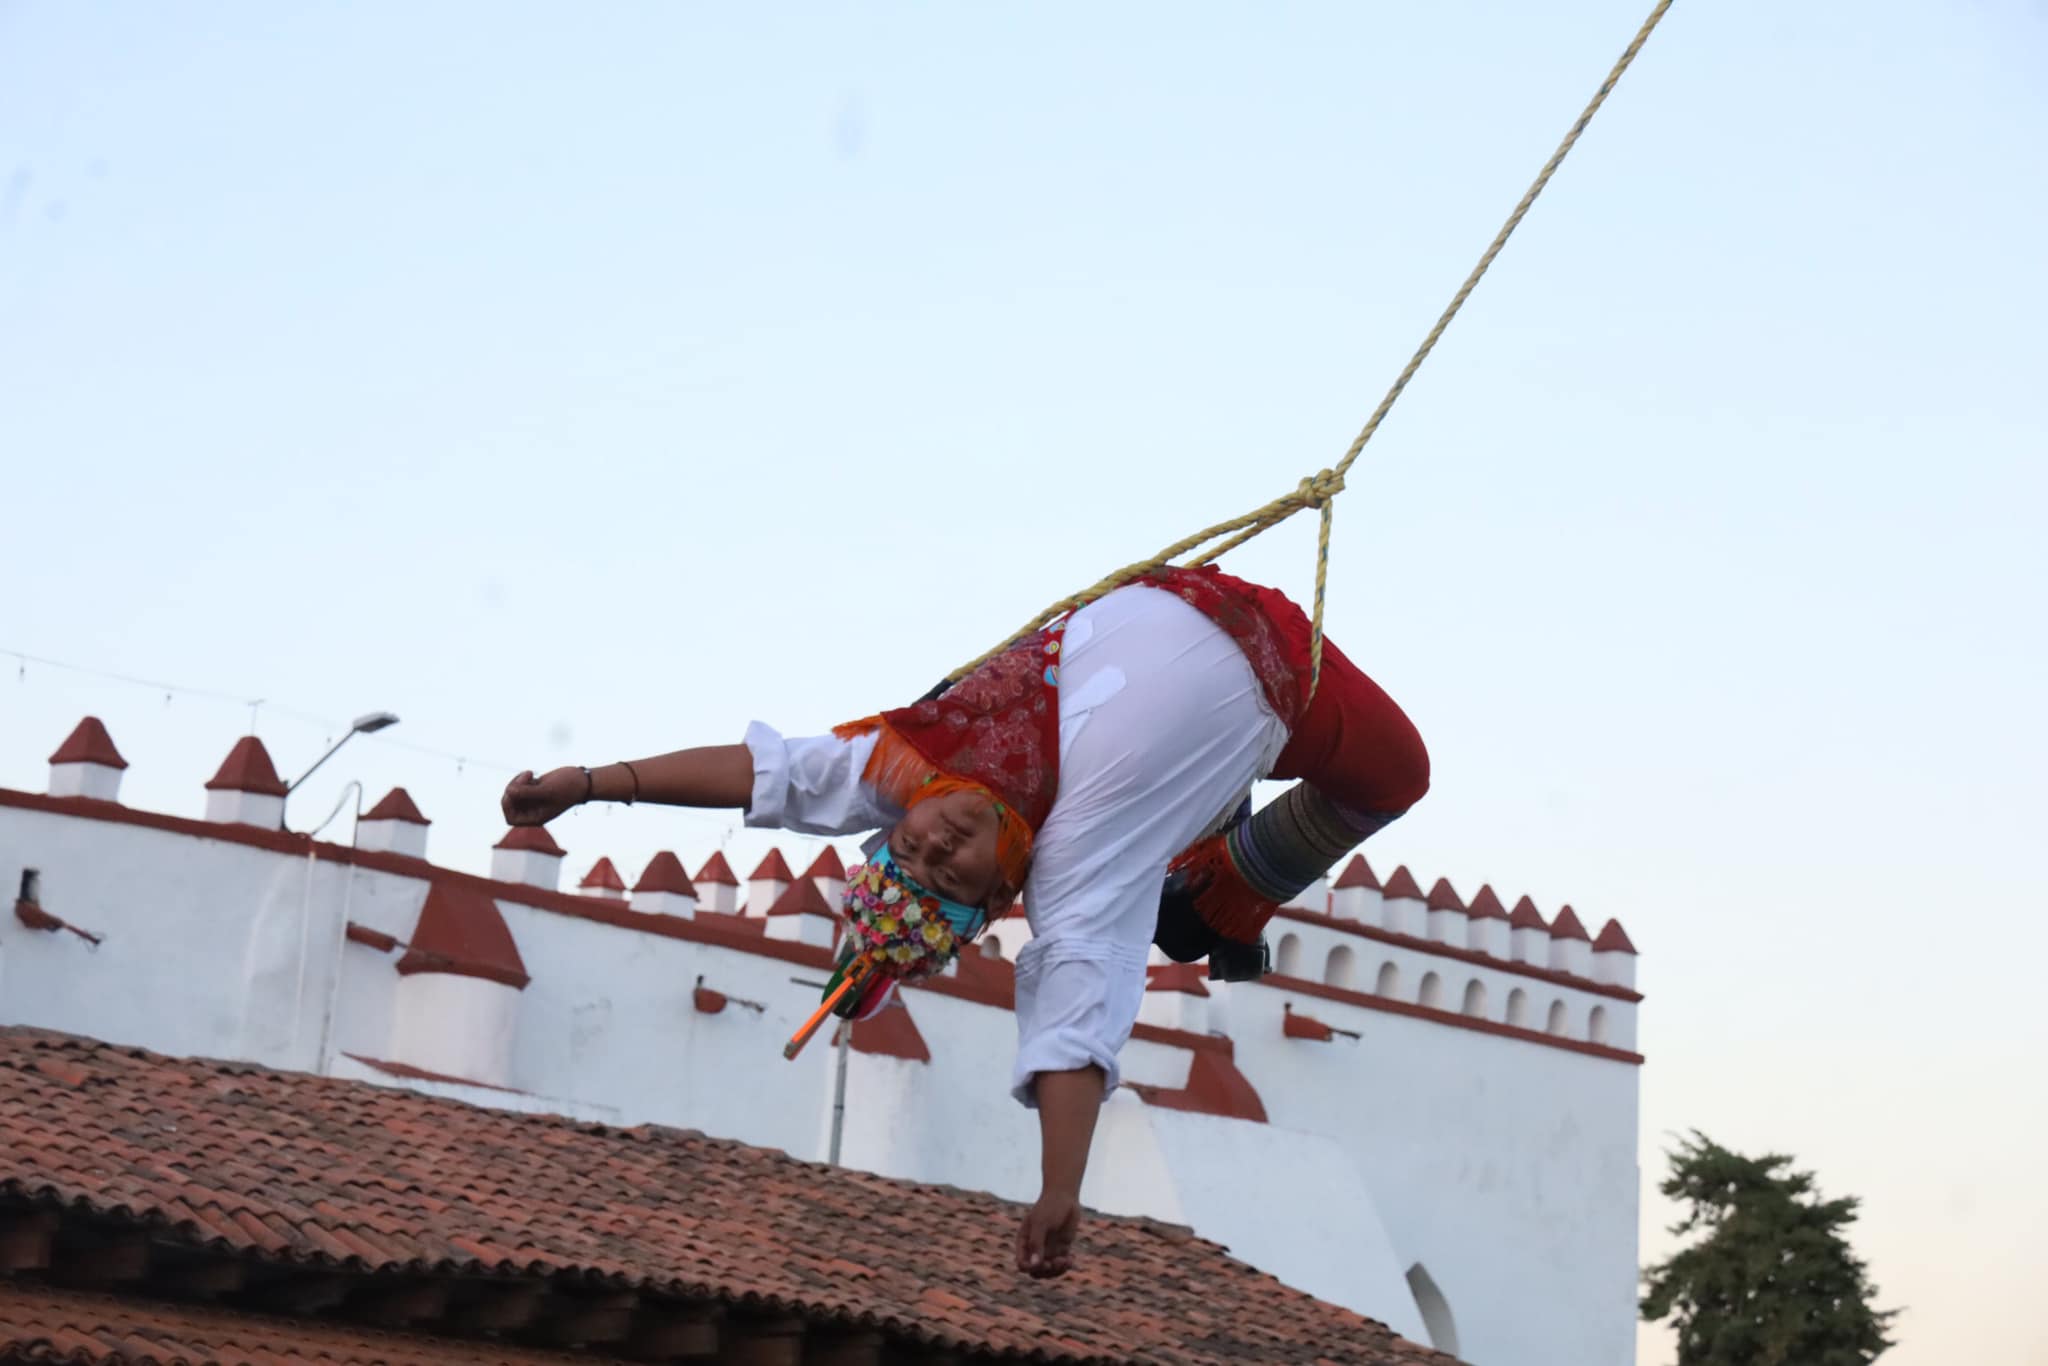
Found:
[783,955,877,1060]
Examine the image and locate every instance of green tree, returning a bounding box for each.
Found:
[1642,1132,1897,1366]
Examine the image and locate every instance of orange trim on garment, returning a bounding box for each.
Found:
[831,715,1034,891]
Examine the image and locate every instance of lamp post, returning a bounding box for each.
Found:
[286,711,399,799]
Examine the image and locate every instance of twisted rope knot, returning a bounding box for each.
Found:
[1296,469,1346,511]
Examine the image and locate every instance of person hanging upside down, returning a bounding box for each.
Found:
[501,564,1428,1278]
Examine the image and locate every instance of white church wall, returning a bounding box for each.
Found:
[836,985,1044,1204]
[388,972,520,1088]
[486,897,844,1158]
[1144,1106,1430,1347]
[0,804,345,1070]
[1232,977,1640,1366]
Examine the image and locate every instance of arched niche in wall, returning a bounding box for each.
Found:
[982,935,1005,961]
[1324,944,1357,989]
[1460,979,1487,1018]
[1417,971,1443,1009]
[1506,987,1530,1028]
[1546,999,1569,1036]
[1275,933,1304,978]
[1375,961,1401,997]
[1588,1004,1609,1044]
[1405,1262,1460,1357]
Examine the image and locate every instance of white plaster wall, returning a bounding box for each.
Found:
[48,763,122,802]
[0,806,350,1071]
[389,973,519,1087]
[1143,1106,1428,1346]
[1232,978,1640,1366]
[1272,915,1637,1053]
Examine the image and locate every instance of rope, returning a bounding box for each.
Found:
[946,0,1675,691]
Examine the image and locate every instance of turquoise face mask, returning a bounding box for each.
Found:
[870,842,986,939]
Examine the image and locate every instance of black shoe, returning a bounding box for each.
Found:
[1153,863,1271,981]
[1207,934,1271,983]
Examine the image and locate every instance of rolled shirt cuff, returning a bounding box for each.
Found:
[1010,936,1149,1108]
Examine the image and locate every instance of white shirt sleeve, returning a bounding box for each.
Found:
[742,721,902,837]
[1010,938,1148,1105]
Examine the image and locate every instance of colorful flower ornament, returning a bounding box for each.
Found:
[839,843,984,985]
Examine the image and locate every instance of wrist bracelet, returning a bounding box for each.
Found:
[579,765,595,804]
[618,760,641,806]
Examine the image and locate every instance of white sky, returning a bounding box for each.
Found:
[4,4,2044,1362]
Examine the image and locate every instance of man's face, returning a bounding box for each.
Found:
[889,788,1004,908]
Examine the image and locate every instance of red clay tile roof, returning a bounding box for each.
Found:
[1424,878,1464,913]
[1379,865,1425,901]
[1593,918,1638,955]
[0,1282,614,1366]
[1331,854,1379,891]
[395,882,530,989]
[803,847,847,880]
[632,850,696,896]
[579,857,628,893]
[748,849,793,882]
[1465,884,1509,921]
[48,717,127,770]
[362,787,429,825]
[1508,895,1548,931]
[1549,904,1592,942]
[0,1029,1447,1366]
[765,879,837,918]
[205,736,287,796]
[694,851,738,886]
[493,825,564,856]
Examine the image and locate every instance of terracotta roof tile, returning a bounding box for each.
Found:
[632,850,696,896]
[395,882,530,989]
[578,857,628,893]
[1509,895,1548,931]
[693,851,738,886]
[1594,918,1638,954]
[1465,884,1509,921]
[1425,877,1464,913]
[1331,854,1379,891]
[493,825,564,856]
[803,846,847,880]
[0,1282,610,1365]
[0,1028,1446,1366]
[1549,904,1592,942]
[1380,865,1425,901]
[49,716,128,770]
[748,849,793,882]
[362,787,429,825]
[205,736,287,796]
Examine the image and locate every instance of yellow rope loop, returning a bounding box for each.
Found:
[944,0,1675,691]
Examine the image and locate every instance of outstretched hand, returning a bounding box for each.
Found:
[1017,1189,1081,1278]
[501,767,588,827]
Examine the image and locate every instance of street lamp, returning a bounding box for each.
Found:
[286,711,400,796]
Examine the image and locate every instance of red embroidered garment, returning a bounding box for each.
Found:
[833,566,1314,881]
